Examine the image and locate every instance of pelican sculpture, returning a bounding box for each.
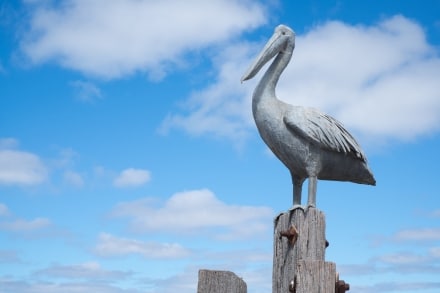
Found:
[241,25,375,208]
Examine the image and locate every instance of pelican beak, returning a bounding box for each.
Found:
[241,30,285,83]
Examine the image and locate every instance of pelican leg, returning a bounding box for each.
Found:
[307,176,317,208]
[292,176,305,207]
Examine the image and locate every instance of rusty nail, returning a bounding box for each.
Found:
[280,225,298,246]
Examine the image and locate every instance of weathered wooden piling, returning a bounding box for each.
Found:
[273,207,345,293]
[197,207,349,293]
[197,269,247,293]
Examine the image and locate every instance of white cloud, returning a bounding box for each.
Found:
[95,233,190,259]
[164,16,440,147]
[63,170,84,187]
[21,0,267,79]
[280,16,440,143]
[159,42,256,147]
[0,149,48,185]
[111,189,273,240]
[0,204,56,238]
[113,168,151,188]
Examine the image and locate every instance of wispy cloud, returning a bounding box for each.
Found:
[34,261,131,280]
[0,279,143,293]
[63,170,84,187]
[147,261,271,293]
[338,263,378,276]
[340,249,440,292]
[94,233,190,259]
[429,247,440,258]
[340,222,440,292]
[51,148,88,188]
[20,0,267,79]
[429,209,440,218]
[0,249,21,263]
[110,189,273,240]
[0,217,51,232]
[147,266,199,293]
[51,147,80,169]
[70,80,102,102]
[0,203,10,216]
[0,203,57,239]
[113,168,151,188]
[0,138,19,149]
[392,227,440,242]
[355,281,440,293]
[377,251,427,265]
[164,16,440,147]
[159,42,255,147]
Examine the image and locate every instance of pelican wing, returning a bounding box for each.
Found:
[284,107,367,161]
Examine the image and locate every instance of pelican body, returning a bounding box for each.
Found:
[241,25,375,208]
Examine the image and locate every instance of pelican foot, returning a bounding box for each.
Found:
[307,203,316,209]
[290,204,306,211]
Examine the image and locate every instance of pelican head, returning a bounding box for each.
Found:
[241,25,295,83]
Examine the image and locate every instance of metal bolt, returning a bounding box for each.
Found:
[336,280,350,292]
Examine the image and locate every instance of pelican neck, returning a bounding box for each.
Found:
[255,51,292,99]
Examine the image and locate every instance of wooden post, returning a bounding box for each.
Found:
[273,207,338,293]
[197,207,349,293]
[197,269,247,293]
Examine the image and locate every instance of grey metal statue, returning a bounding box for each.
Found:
[241,25,375,208]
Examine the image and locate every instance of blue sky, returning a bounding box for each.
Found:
[1,0,440,292]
